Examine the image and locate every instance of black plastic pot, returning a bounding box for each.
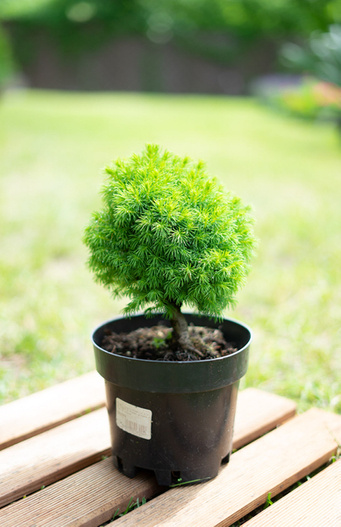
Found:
[92,313,251,486]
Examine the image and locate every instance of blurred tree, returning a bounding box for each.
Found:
[1,0,341,92]
[281,23,341,132]
[0,23,15,90]
[2,0,340,59]
[281,24,341,87]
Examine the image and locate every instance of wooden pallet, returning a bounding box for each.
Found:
[0,372,340,526]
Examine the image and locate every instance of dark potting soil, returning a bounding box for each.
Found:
[101,324,238,361]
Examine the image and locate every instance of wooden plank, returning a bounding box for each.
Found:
[0,371,105,450]
[0,388,295,509]
[243,459,341,526]
[0,459,160,527]
[0,389,297,525]
[110,408,341,527]
[233,388,296,449]
[0,388,295,508]
[0,408,111,508]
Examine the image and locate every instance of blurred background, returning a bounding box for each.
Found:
[1,0,341,98]
[0,1,340,412]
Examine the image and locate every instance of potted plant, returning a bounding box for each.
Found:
[83,144,256,486]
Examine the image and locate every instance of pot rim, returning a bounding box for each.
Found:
[92,313,252,392]
[91,312,252,364]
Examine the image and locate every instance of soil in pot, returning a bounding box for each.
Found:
[101,324,238,361]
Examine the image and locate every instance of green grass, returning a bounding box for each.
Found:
[0,90,340,412]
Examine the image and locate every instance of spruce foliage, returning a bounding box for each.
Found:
[84,144,255,352]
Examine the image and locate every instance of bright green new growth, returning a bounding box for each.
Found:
[84,144,255,352]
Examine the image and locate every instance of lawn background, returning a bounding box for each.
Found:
[0,90,340,413]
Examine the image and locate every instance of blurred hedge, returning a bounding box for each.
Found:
[1,0,341,69]
[0,23,15,88]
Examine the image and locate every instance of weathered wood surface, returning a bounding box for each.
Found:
[1,375,339,527]
[232,387,296,449]
[111,409,341,527]
[0,408,111,508]
[0,371,105,450]
[0,387,295,509]
[0,390,295,526]
[0,459,159,527]
[243,459,341,527]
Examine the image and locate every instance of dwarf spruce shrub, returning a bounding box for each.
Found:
[84,144,255,353]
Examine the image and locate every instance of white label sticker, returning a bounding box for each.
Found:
[116,398,152,440]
